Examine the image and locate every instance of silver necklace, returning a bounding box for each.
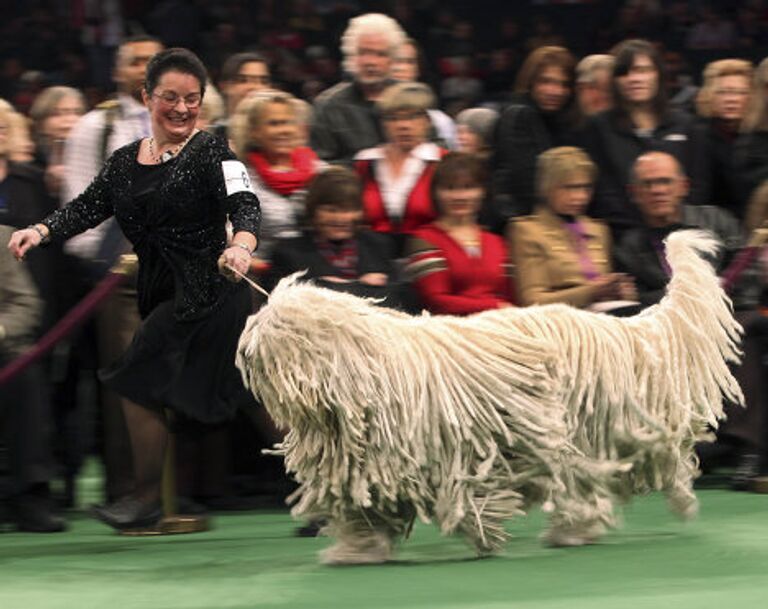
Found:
[148,129,197,163]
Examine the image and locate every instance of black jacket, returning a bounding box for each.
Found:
[734,129,768,209]
[489,95,573,228]
[704,118,745,218]
[581,108,709,234]
[0,162,59,331]
[310,80,386,165]
[42,131,261,320]
[614,205,757,310]
[267,229,399,306]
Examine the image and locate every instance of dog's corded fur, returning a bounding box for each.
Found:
[236,230,742,562]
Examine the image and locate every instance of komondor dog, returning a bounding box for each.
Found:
[236,230,742,563]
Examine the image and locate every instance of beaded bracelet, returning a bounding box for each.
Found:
[27,224,49,244]
[230,241,253,256]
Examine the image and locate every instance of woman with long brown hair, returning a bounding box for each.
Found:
[489,45,577,231]
[581,39,708,240]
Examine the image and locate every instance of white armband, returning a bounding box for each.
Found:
[221,160,256,196]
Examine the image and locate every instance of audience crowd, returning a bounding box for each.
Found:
[1,0,768,533]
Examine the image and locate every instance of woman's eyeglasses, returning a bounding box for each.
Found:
[152,91,203,109]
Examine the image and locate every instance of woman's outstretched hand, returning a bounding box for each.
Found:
[7,226,46,261]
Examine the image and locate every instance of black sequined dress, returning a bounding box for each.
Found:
[42,131,261,422]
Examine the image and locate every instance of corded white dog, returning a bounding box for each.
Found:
[236,230,742,563]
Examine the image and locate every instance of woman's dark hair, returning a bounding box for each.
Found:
[610,39,666,118]
[430,152,487,212]
[514,46,576,95]
[304,166,363,222]
[220,52,269,83]
[145,47,207,97]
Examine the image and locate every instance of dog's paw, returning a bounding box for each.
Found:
[320,531,394,565]
[542,521,605,548]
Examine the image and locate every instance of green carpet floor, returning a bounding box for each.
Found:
[1,489,767,609]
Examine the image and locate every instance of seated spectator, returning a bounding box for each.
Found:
[230,90,324,264]
[697,59,753,219]
[733,181,768,486]
[310,13,406,164]
[354,82,447,256]
[392,38,456,149]
[267,166,398,305]
[510,146,636,311]
[614,151,766,487]
[28,86,86,198]
[614,151,748,307]
[391,38,422,84]
[439,55,483,114]
[214,52,272,140]
[2,103,35,163]
[575,54,614,118]
[0,224,66,532]
[490,46,577,230]
[582,39,708,240]
[735,57,768,214]
[0,100,57,330]
[455,108,499,159]
[405,152,514,315]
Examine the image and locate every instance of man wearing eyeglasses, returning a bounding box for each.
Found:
[614,151,767,490]
[615,151,744,308]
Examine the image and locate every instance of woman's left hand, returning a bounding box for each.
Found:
[218,245,252,282]
[618,274,638,301]
[359,273,387,286]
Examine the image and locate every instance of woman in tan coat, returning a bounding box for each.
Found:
[509,146,636,311]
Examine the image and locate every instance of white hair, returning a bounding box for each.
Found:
[341,13,406,76]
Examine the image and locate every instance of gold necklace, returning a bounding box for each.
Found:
[148,130,197,163]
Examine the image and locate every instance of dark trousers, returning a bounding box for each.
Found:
[0,356,54,497]
[720,311,768,466]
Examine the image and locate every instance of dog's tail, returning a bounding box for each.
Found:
[644,229,744,422]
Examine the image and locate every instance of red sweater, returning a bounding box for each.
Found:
[405,223,515,315]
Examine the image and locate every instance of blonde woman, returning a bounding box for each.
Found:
[230,90,324,264]
[697,59,753,218]
[28,86,86,196]
[510,146,635,311]
[0,101,56,228]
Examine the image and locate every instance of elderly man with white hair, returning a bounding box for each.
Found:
[310,13,406,164]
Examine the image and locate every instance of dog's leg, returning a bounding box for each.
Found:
[320,511,406,565]
[454,492,520,557]
[542,457,619,547]
[663,451,699,520]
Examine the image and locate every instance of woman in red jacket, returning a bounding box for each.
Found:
[354,82,447,255]
[404,153,515,314]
